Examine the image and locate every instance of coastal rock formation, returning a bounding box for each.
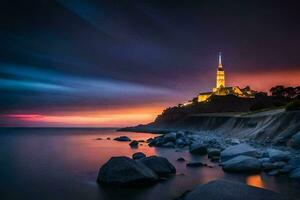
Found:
[220,144,258,162]
[222,155,261,172]
[132,152,146,160]
[114,136,131,142]
[122,110,300,148]
[182,179,286,200]
[129,140,139,148]
[289,167,300,179]
[163,132,177,143]
[177,157,185,162]
[186,162,206,168]
[208,148,221,158]
[189,142,208,155]
[97,156,158,186]
[267,149,290,162]
[139,156,176,176]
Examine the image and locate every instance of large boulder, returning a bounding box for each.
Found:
[288,157,300,169]
[163,132,177,143]
[289,167,300,179]
[175,138,186,147]
[267,149,290,162]
[114,136,131,142]
[139,156,176,176]
[161,141,175,148]
[208,149,221,158]
[222,155,261,172]
[183,179,286,200]
[97,156,158,186]
[220,144,258,162]
[189,142,208,155]
[176,131,185,138]
[132,152,146,160]
[129,140,139,148]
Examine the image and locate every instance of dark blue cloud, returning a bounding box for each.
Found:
[0,0,300,116]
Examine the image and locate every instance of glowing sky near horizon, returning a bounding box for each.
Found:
[1,0,300,127]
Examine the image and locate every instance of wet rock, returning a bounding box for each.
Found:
[220,144,258,162]
[273,161,286,168]
[259,157,271,163]
[163,132,177,143]
[210,156,220,162]
[106,137,111,140]
[182,179,285,200]
[138,140,145,143]
[161,141,175,148]
[97,156,158,186]
[268,169,280,176]
[132,152,146,160]
[176,131,185,138]
[222,155,261,172]
[262,162,276,171]
[279,165,294,174]
[114,136,131,142]
[189,142,208,155]
[267,149,290,162]
[177,157,185,162]
[129,140,139,148]
[175,138,186,147]
[208,149,221,158]
[96,138,103,140]
[150,137,164,147]
[139,156,176,176]
[287,157,300,168]
[289,167,300,179]
[146,138,154,143]
[226,138,241,145]
[186,162,206,167]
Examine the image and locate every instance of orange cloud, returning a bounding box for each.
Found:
[4,104,167,127]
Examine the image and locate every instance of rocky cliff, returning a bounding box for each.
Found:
[121,109,300,146]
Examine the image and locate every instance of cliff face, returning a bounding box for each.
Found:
[124,110,300,146]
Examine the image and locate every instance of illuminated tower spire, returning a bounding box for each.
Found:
[214,51,225,91]
[218,52,222,68]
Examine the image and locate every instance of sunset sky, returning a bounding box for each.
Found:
[1,0,300,127]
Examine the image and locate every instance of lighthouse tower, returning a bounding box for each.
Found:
[213,52,225,92]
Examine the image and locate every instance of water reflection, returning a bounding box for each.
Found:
[246,174,264,188]
[0,128,299,200]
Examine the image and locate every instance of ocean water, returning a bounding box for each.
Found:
[0,128,299,200]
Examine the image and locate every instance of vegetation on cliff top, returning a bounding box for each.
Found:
[155,85,300,124]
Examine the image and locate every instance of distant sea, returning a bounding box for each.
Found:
[0,128,299,200]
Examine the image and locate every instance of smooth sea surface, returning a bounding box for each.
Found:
[0,128,299,200]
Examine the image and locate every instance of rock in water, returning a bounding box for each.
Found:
[114,136,131,142]
[183,179,286,200]
[289,167,300,179]
[132,152,146,160]
[208,149,221,158]
[186,162,205,167]
[139,156,176,176]
[163,132,177,143]
[177,157,185,162]
[220,143,257,162]
[267,149,290,162]
[222,155,261,172]
[162,141,175,148]
[189,143,208,155]
[97,156,158,186]
[129,140,139,148]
